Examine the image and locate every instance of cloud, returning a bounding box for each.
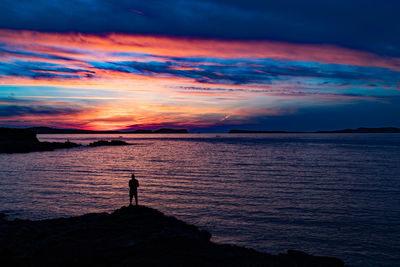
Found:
[0,29,399,131]
[0,97,83,117]
[1,30,399,71]
[0,61,95,80]
[91,58,400,87]
[0,32,399,99]
[0,0,399,58]
[0,105,79,117]
[0,47,77,62]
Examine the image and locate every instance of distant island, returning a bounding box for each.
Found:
[0,205,344,266]
[229,130,302,133]
[315,127,400,133]
[153,128,188,133]
[8,126,400,134]
[27,127,188,134]
[229,127,400,134]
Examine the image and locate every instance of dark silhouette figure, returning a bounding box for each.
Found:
[129,173,139,206]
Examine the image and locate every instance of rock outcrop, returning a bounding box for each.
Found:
[0,127,81,153]
[87,140,130,147]
[0,205,344,266]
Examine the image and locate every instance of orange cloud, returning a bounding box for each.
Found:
[1,29,399,70]
[1,29,398,131]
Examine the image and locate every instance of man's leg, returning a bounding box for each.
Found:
[134,193,138,206]
[129,193,133,206]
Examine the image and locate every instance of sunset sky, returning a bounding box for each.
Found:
[0,0,399,131]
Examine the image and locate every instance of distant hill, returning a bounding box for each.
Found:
[316,127,400,133]
[153,128,188,133]
[27,127,188,134]
[230,127,400,134]
[124,129,153,134]
[229,129,301,133]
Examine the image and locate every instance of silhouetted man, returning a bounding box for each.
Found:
[129,173,139,206]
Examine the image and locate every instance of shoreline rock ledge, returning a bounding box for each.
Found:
[0,206,344,266]
[0,127,80,153]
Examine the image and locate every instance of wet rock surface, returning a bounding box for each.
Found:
[0,205,344,266]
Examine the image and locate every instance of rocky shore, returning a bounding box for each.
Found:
[0,127,81,153]
[0,128,132,153]
[0,205,344,266]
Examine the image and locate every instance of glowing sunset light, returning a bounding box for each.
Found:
[1,3,400,267]
[1,30,399,70]
[0,5,399,132]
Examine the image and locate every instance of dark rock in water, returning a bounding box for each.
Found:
[0,127,81,153]
[37,141,81,150]
[0,205,344,266]
[88,140,130,147]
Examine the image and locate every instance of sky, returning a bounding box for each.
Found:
[0,0,399,131]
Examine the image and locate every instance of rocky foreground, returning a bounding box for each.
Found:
[0,206,344,266]
[0,127,81,153]
[0,128,131,153]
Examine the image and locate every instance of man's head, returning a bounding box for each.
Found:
[131,173,135,179]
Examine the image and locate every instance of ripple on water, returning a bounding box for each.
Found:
[0,133,399,266]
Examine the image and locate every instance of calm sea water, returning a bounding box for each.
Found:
[0,133,399,266]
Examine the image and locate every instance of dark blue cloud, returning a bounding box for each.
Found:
[91,58,400,87]
[0,47,77,61]
[0,0,399,57]
[0,98,82,117]
[0,105,79,117]
[0,61,95,79]
[1,49,398,89]
[91,60,262,85]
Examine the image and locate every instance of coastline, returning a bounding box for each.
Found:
[0,205,344,266]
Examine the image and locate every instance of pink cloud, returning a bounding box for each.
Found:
[0,29,399,70]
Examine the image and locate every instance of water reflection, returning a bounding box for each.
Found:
[0,134,399,266]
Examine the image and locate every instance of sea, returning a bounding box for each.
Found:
[0,133,399,266]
